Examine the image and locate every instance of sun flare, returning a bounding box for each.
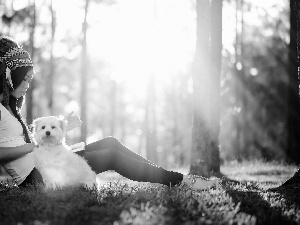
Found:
[53,0,197,96]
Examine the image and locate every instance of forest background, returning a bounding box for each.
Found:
[0,0,298,171]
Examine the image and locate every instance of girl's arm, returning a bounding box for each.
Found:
[0,143,35,163]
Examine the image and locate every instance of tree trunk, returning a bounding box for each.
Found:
[26,1,36,125]
[232,0,246,162]
[286,0,300,164]
[190,0,221,177]
[171,79,181,166]
[209,0,222,173]
[80,0,89,142]
[280,0,300,187]
[282,167,300,186]
[109,79,116,136]
[48,0,56,114]
[145,74,157,164]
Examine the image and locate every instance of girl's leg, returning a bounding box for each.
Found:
[84,136,220,189]
[19,168,44,187]
[85,137,156,165]
[84,137,183,186]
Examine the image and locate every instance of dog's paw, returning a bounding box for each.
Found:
[65,112,82,132]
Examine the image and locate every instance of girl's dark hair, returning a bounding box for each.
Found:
[0,36,32,143]
[8,96,32,143]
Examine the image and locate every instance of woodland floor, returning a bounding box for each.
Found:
[0,160,299,225]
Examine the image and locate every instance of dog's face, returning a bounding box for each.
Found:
[33,116,67,147]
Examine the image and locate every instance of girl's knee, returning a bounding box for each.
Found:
[103,136,120,147]
[85,136,120,152]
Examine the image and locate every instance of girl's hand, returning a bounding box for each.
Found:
[69,142,85,152]
[65,111,82,132]
[31,143,39,149]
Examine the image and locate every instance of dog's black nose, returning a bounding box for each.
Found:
[46,131,51,136]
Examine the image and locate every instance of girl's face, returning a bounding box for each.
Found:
[11,69,34,99]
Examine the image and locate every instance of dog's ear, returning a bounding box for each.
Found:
[58,117,68,132]
[32,118,42,132]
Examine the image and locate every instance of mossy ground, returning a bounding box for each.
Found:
[0,161,298,225]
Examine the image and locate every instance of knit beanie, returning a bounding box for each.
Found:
[0,36,33,106]
[0,36,33,89]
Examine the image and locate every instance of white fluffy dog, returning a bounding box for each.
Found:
[33,116,97,189]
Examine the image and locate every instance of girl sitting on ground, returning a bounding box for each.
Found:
[0,35,219,190]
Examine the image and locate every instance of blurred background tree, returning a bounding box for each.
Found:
[220,0,293,163]
[0,0,299,174]
[80,0,89,143]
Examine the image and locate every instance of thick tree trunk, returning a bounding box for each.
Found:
[286,0,300,164]
[190,0,221,177]
[280,0,300,188]
[282,167,300,186]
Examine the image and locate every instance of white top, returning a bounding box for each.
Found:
[0,103,35,185]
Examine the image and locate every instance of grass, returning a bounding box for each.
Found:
[0,161,299,225]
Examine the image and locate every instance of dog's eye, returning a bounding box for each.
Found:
[42,126,45,129]
[51,126,56,129]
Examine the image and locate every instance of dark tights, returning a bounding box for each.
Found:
[19,137,183,187]
[84,137,183,186]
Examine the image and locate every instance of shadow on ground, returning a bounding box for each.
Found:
[223,178,299,225]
